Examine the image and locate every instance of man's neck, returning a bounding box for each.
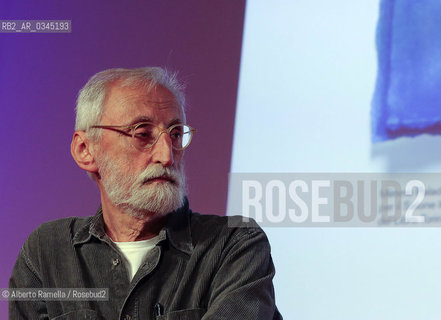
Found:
[100,194,167,242]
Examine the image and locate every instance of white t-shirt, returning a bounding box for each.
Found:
[113,236,161,281]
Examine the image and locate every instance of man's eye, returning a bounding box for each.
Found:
[135,132,150,138]
[134,130,155,139]
[134,124,155,140]
[171,132,182,139]
[170,126,184,139]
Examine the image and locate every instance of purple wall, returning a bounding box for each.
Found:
[0,1,245,317]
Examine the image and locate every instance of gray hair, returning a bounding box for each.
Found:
[75,67,185,141]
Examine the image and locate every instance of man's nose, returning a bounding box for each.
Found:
[151,131,174,167]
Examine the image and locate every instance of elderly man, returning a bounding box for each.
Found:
[9,67,282,319]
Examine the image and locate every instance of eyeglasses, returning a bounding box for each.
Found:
[90,122,196,150]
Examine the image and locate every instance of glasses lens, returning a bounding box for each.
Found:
[133,123,156,148]
[170,124,192,149]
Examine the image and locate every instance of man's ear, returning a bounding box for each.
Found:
[71,131,99,174]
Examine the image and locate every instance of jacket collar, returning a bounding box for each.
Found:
[72,197,193,255]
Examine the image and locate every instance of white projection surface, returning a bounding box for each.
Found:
[229,1,441,319]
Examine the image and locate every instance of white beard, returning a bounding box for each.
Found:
[95,152,186,219]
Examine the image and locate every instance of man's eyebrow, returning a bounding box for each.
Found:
[168,118,184,126]
[128,116,154,125]
[128,117,184,126]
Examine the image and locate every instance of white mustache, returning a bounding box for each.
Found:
[138,165,181,186]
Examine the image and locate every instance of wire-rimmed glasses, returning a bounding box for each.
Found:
[90,122,196,150]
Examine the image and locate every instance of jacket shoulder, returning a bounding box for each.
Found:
[23,216,93,252]
[190,212,260,228]
[188,211,268,246]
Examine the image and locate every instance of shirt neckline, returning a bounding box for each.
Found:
[72,197,194,255]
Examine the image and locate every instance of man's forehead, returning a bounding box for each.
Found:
[102,82,184,122]
[116,92,177,109]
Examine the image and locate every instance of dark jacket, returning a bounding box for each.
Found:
[9,200,282,320]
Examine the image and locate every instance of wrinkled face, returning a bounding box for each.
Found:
[94,82,186,219]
